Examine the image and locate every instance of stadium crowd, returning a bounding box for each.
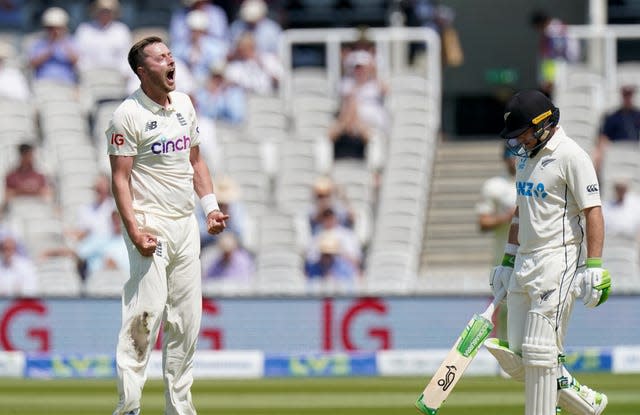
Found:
[0,0,639,297]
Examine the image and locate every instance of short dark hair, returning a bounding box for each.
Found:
[18,143,33,155]
[530,10,549,27]
[127,36,163,77]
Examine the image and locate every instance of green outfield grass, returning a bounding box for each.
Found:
[0,373,638,415]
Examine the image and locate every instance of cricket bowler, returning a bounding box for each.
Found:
[107,36,228,415]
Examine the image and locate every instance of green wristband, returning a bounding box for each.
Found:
[501,253,515,267]
[586,258,603,268]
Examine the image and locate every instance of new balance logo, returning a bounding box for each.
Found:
[586,184,599,193]
[145,120,157,131]
[541,158,556,168]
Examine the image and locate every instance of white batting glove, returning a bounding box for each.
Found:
[580,258,611,308]
[490,252,515,299]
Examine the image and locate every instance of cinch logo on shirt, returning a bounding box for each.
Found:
[517,181,548,199]
[151,135,191,154]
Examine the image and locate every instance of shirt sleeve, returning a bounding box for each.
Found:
[564,147,601,210]
[105,106,139,156]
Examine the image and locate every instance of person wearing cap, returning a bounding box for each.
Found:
[485,89,610,415]
[224,31,283,95]
[0,40,30,102]
[28,6,79,85]
[197,175,247,249]
[305,207,361,272]
[339,48,389,135]
[169,0,229,49]
[592,85,640,175]
[307,176,354,236]
[204,232,254,283]
[172,9,229,85]
[194,61,246,124]
[304,230,358,292]
[74,0,132,77]
[230,0,282,55]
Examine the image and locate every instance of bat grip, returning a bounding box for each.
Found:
[480,288,507,320]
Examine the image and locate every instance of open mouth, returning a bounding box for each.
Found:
[167,69,175,82]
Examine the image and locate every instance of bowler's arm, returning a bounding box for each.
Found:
[189,145,214,199]
[110,154,158,256]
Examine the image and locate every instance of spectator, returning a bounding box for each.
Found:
[170,0,229,47]
[475,145,517,266]
[195,62,246,124]
[328,95,371,161]
[305,230,358,292]
[400,0,463,67]
[225,32,283,95]
[67,174,116,243]
[475,145,517,340]
[530,9,580,95]
[306,207,361,271]
[592,85,640,174]
[230,0,282,55]
[339,50,389,135]
[602,175,640,239]
[0,0,25,29]
[75,208,128,279]
[28,7,80,85]
[307,176,354,235]
[204,232,254,283]
[0,41,30,102]
[172,9,229,85]
[3,143,53,213]
[199,176,248,248]
[74,0,132,78]
[0,234,38,297]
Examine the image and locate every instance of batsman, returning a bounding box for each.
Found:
[485,89,611,415]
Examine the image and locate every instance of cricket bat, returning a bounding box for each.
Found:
[415,290,505,415]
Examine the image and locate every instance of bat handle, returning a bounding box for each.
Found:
[480,288,507,320]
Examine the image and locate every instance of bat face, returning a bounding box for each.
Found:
[415,313,494,415]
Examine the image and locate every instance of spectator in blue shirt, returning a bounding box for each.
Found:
[170,0,229,47]
[593,85,640,174]
[172,9,229,86]
[305,231,358,292]
[204,232,255,283]
[28,7,79,85]
[194,62,246,124]
[230,0,282,55]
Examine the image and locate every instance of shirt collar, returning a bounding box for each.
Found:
[542,125,566,152]
[135,88,175,114]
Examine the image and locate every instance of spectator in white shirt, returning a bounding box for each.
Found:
[0,234,38,297]
[225,32,283,95]
[0,41,30,102]
[67,174,116,243]
[74,0,132,78]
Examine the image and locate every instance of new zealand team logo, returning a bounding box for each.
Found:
[437,365,457,391]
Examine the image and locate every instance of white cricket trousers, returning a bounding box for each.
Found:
[113,212,202,415]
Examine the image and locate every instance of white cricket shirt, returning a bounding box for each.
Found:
[515,126,601,254]
[476,175,516,265]
[106,89,200,218]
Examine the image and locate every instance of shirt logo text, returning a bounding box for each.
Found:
[151,135,191,154]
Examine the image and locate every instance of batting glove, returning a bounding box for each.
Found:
[490,252,515,299]
[581,258,611,308]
